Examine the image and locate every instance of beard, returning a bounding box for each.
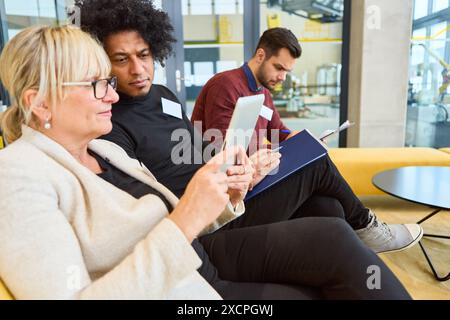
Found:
[256,64,277,90]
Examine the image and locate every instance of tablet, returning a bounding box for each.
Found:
[220,94,265,171]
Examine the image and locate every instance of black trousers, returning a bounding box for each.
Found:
[196,156,411,299]
[236,154,370,230]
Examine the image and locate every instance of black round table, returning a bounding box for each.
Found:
[373,166,450,281]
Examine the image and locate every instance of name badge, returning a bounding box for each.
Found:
[260,105,274,121]
[161,98,183,119]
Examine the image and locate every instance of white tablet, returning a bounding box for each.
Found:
[220,94,265,171]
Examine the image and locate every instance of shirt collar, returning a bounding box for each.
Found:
[243,62,263,93]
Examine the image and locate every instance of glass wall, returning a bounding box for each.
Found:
[181,0,244,117]
[2,0,64,39]
[259,0,345,147]
[0,0,70,109]
[407,0,450,147]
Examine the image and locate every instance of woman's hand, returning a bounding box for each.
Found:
[169,147,245,242]
[248,149,282,190]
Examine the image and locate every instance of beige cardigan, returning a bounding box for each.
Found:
[0,126,245,300]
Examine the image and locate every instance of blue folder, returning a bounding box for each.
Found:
[245,130,328,201]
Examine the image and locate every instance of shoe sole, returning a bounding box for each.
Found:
[376,226,424,254]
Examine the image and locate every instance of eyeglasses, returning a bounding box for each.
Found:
[62,76,118,100]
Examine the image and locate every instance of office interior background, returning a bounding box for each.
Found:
[0,0,449,149]
[1,0,450,301]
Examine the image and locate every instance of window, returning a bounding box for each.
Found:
[433,0,449,12]
[4,0,56,17]
[414,0,429,20]
[258,1,345,147]
[181,0,244,117]
[406,0,450,148]
[190,0,213,15]
[3,0,62,39]
[1,0,72,106]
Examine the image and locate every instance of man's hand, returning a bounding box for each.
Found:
[248,149,282,190]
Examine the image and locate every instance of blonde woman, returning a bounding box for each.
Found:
[0,25,253,300]
[0,26,411,300]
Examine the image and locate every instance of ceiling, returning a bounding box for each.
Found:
[267,0,344,23]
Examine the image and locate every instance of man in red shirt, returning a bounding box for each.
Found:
[192,28,300,150]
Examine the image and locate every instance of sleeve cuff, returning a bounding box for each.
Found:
[228,201,245,216]
[199,201,246,236]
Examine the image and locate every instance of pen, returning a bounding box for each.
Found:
[281,130,291,134]
[271,146,283,153]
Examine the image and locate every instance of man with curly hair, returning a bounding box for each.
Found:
[75,0,417,300]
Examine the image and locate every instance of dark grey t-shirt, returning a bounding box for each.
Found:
[101,84,205,198]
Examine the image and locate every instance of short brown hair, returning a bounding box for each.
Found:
[255,28,302,59]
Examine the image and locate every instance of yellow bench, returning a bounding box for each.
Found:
[329,148,450,196]
[0,279,12,300]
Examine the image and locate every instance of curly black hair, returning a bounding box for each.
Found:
[75,0,176,66]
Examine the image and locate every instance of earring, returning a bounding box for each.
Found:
[44,117,51,130]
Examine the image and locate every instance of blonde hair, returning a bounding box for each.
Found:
[0,25,111,144]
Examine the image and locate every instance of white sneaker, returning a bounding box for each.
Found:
[356,211,423,254]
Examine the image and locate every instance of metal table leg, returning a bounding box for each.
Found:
[417,209,450,282]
